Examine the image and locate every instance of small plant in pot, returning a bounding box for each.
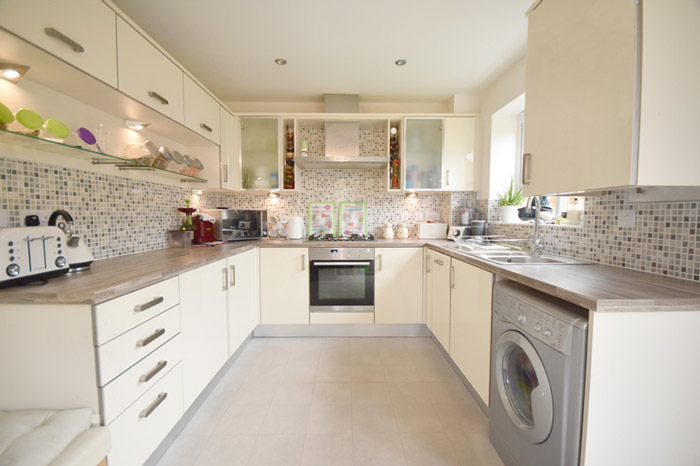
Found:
[497,179,526,223]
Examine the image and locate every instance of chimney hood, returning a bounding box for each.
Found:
[295,94,390,170]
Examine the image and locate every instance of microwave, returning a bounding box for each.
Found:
[202,209,267,241]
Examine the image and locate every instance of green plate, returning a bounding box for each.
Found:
[44,118,70,138]
[15,108,43,130]
[0,102,13,124]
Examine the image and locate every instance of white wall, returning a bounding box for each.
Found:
[476,56,526,199]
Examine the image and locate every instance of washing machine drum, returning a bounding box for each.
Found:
[495,330,554,444]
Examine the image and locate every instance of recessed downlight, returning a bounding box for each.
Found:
[395,59,407,66]
[275,58,287,65]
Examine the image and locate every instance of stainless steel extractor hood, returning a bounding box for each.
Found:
[295,94,390,169]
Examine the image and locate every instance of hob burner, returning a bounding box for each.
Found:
[308,233,375,241]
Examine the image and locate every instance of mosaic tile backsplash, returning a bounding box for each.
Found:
[1,155,698,282]
[297,127,387,158]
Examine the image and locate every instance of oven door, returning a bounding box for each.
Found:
[309,260,374,312]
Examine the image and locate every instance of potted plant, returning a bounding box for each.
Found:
[497,179,526,223]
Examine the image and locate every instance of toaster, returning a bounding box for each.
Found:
[0,226,70,284]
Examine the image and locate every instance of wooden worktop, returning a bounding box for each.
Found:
[1,238,699,311]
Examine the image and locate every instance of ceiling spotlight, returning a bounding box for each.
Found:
[125,119,150,131]
[274,58,287,65]
[395,59,407,66]
[0,62,30,82]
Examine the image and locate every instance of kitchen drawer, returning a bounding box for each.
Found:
[310,312,375,324]
[0,0,117,87]
[96,306,181,387]
[100,334,182,424]
[106,362,183,466]
[93,277,179,346]
[116,17,184,123]
[184,76,221,143]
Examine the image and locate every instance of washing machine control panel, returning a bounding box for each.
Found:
[494,290,575,355]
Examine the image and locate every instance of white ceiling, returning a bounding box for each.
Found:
[112,0,533,103]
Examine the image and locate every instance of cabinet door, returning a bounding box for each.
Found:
[240,117,280,190]
[404,118,443,190]
[443,117,475,191]
[179,259,229,408]
[220,109,241,190]
[117,18,184,123]
[226,250,259,356]
[449,261,493,406]
[375,248,423,324]
[524,0,636,195]
[260,248,309,324]
[424,249,433,331]
[0,0,117,87]
[184,76,221,143]
[430,252,451,349]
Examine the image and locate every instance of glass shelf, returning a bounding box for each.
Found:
[0,128,207,183]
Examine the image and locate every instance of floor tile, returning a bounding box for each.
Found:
[247,434,305,466]
[232,382,279,406]
[307,403,353,434]
[247,362,285,383]
[447,431,505,466]
[384,361,422,382]
[350,361,387,382]
[260,404,311,434]
[280,362,319,383]
[213,403,268,435]
[394,404,444,433]
[312,382,351,404]
[178,403,226,437]
[154,434,208,466]
[353,432,408,466]
[434,403,488,433]
[271,383,314,405]
[316,362,351,382]
[388,382,435,405]
[400,432,461,466]
[193,434,256,466]
[351,382,392,404]
[352,403,399,433]
[301,433,354,466]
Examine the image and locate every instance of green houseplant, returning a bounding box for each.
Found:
[497,178,526,222]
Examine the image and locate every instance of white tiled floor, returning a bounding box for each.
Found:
[155,337,505,466]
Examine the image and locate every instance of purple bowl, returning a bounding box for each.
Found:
[77,127,96,145]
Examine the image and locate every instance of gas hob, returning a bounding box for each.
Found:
[308,233,375,241]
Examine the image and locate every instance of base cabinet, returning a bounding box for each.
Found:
[179,258,229,409]
[226,249,259,355]
[449,261,493,405]
[260,248,309,324]
[375,248,423,324]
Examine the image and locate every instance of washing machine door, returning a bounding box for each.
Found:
[495,330,553,444]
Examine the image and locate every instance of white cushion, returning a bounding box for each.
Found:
[49,427,109,466]
[0,408,92,466]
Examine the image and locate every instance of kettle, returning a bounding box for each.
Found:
[286,216,306,240]
[48,209,94,272]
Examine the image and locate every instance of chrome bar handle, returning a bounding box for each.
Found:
[200,123,213,133]
[223,164,228,182]
[425,255,431,273]
[137,328,165,347]
[139,360,168,383]
[301,254,306,271]
[449,266,455,289]
[148,91,169,105]
[522,153,532,185]
[446,169,451,186]
[434,258,444,266]
[229,265,236,287]
[134,297,164,313]
[377,254,382,272]
[314,261,372,266]
[222,268,228,291]
[44,28,84,53]
[139,392,167,418]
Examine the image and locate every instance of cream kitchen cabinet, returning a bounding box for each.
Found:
[0,0,118,87]
[226,249,259,355]
[240,117,281,190]
[220,108,242,190]
[429,251,452,349]
[179,258,229,409]
[443,117,476,191]
[524,0,700,195]
[260,248,309,324]
[184,76,221,144]
[116,17,184,123]
[448,260,493,405]
[374,248,423,324]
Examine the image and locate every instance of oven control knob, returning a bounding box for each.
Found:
[517,314,527,324]
[365,248,370,253]
[55,256,67,268]
[543,329,552,338]
[534,324,542,332]
[6,263,20,277]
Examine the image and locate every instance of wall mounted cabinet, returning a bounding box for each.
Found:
[219,109,241,190]
[240,117,281,190]
[524,0,700,195]
[184,76,221,144]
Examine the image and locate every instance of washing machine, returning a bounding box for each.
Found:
[489,280,588,466]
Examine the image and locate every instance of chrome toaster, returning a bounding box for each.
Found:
[0,226,70,284]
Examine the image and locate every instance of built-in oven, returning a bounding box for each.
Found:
[309,248,374,312]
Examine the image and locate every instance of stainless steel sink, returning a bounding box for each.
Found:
[481,254,587,265]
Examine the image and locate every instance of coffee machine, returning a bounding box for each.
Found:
[193,213,216,244]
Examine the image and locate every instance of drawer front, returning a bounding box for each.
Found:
[184,76,221,143]
[107,363,183,466]
[94,277,179,346]
[101,334,182,424]
[96,306,181,387]
[116,18,184,123]
[0,0,118,87]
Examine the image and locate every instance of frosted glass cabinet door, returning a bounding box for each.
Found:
[240,117,280,190]
[404,118,443,190]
